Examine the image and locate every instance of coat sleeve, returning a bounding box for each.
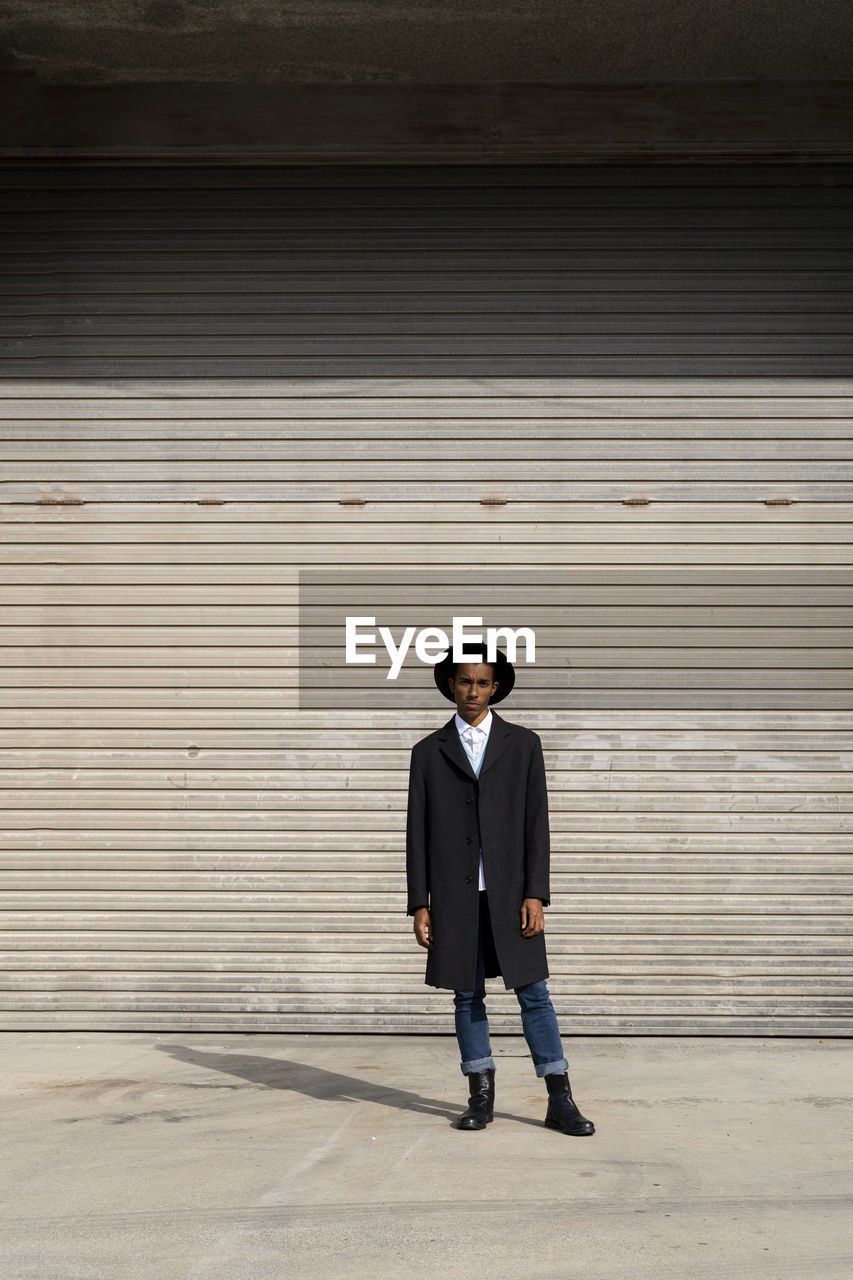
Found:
[523,734,551,906]
[405,746,429,916]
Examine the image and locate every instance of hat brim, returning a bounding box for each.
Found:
[432,645,515,704]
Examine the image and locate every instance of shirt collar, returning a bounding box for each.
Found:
[455,709,493,739]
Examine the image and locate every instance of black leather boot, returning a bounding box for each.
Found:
[456,1068,495,1130]
[544,1072,595,1136]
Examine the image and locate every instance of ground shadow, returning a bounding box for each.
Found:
[155,1043,544,1129]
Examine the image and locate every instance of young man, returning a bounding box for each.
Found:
[405,643,594,1135]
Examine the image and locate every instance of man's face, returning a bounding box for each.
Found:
[448,662,498,726]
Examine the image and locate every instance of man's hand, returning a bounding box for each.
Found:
[413,907,433,950]
[520,898,544,937]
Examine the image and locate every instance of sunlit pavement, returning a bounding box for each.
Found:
[1,1032,851,1279]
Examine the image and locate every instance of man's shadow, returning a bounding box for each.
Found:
[155,1044,542,1129]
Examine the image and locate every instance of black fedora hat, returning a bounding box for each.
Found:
[433,643,515,704]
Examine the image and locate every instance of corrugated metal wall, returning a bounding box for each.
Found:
[0,163,851,1033]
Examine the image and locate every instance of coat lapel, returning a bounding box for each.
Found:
[478,709,512,777]
[436,709,512,781]
[437,716,477,781]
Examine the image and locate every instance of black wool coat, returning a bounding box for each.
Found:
[406,710,551,991]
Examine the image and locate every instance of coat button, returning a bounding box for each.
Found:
[466,797,473,804]
[465,836,472,844]
[465,876,473,885]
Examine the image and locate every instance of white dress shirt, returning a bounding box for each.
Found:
[455,710,492,890]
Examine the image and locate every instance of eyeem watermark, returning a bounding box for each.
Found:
[345,615,536,680]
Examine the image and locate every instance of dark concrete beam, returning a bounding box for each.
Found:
[0,78,851,161]
[1,1,852,83]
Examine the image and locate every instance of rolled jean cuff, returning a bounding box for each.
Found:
[534,1057,569,1079]
[460,1055,496,1075]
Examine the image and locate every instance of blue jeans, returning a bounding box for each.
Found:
[453,892,569,1078]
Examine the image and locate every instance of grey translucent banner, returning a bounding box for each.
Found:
[297,567,851,712]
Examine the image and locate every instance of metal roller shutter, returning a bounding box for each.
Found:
[0,162,851,1033]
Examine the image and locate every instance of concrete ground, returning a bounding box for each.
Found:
[1,1034,851,1280]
